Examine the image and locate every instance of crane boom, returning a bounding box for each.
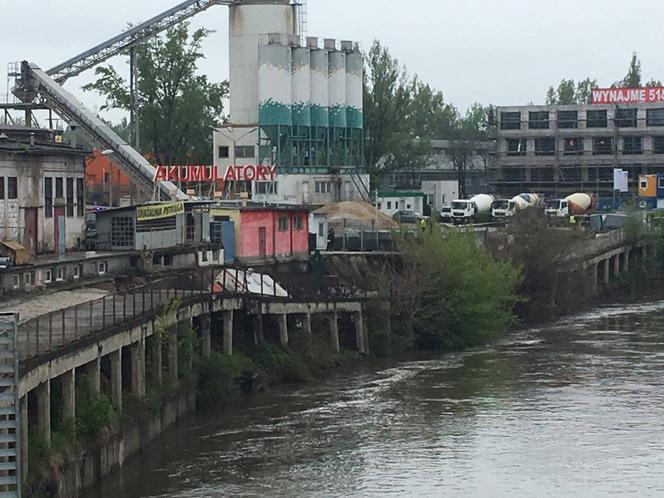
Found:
[47,0,234,84]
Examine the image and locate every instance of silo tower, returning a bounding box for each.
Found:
[229,0,296,125]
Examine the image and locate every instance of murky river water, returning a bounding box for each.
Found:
[92,302,664,497]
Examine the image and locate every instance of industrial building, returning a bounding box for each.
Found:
[0,127,86,255]
[492,102,664,199]
[213,1,369,206]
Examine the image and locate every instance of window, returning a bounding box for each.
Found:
[500,112,521,130]
[111,216,134,247]
[55,177,63,198]
[615,108,637,128]
[235,145,255,158]
[56,267,65,282]
[647,108,664,126]
[535,138,555,156]
[73,265,80,279]
[587,109,608,128]
[24,272,33,286]
[97,261,107,275]
[7,177,17,200]
[659,178,664,189]
[593,137,613,155]
[44,177,53,218]
[558,110,578,129]
[164,254,173,266]
[278,216,288,231]
[255,182,277,194]
[318,223,325,237]
[563,137,583,155]
[12,275,18,290]
[406,203,412,210]
[293,216,303,231]
[654,137,664,154]
[315,181,333,194]
[218,146,229,158]
[76,178,84,217]
[0,177,4,200]
[640,178,648,189]
[44,269,52,284]
[66,178,74,217]
[387,201,392,209]
[506,139,527,156]
[529,111,550,129]
[623,136,643,155]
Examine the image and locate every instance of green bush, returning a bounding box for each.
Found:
[252,343,313,383]
[75,392,116,439]
[395,230,522,350]
[197,352,253,408]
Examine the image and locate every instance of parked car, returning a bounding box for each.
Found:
[439,206,453,223]
[393,210,428,224]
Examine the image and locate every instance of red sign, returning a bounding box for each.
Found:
[153,165,277,183]
[591,87,664,105]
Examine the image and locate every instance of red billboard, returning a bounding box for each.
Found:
[591,87,664,105]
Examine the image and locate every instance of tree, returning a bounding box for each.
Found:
[545,78,597,105]
[83,23,228,165]
[363,40,411,178]
[393,230,522,350]
[646,78,663,87]
[619,53,642,88]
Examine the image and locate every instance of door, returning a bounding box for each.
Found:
[258,227,267,258]
[23,208,38,255]
[54,205,65,255]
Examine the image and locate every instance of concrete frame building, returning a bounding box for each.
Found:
[492,103,664,199]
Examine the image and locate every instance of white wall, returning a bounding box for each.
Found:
[377,195,424,217]
[421,180,459,211]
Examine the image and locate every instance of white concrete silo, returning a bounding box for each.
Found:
[228,0,296,125]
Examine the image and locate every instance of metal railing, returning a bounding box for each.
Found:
[17,267,371,363]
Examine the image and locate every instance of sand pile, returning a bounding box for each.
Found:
[314,201,398,230]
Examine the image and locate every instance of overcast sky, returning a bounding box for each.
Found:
[2,0,664,123]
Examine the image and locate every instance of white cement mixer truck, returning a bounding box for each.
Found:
[452,194,495,224]
[545,193,595,217]
[492,193,542,220]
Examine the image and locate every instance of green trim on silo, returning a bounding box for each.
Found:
[347,108,363,129]
[259,99,292,126]
[292,103,311,127]
[310,105,329,127]
[329,105,347,128]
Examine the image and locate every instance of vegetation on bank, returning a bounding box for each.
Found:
[386,229,523,351]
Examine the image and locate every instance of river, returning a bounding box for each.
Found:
[92,301,664,497]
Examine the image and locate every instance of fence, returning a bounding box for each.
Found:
[17,267,370,362]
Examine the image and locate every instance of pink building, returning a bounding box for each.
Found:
[211,204,309,263]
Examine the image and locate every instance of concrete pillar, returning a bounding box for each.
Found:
[624,249,630,273]
[35,381,51,444]
[19,395,27,485]
[329,312,340,353]
[88,356,100,394]
[613,253,620,276]
[149,327,162,386]
[302,313,312,336]
[591,264,598,293]
[355,311,366,354]
[109,350,122,411]
[168,324,178,384]
[223,311,234,356]
[252,313,264,345]
[200,314,211,358]
[603,258,610,284]
[277,314,288,346]
[131,340,146,397]
[61,369,76,421]
[362,307,370,355]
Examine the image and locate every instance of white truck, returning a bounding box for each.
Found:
[452,194,495,224]
[545,193,595,217]
[492,193,542,221]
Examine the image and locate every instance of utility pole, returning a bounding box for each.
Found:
[129,47,140,149]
